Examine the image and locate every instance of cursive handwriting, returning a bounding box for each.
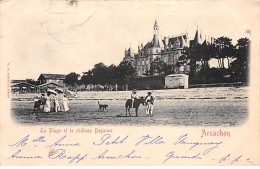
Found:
[48,149,88,163]
[93,134,129,146]
[135,135,165,146]
[9,135,29,147]
[9,135,46,148]
[8,150,42,159]
[174,134,223,155]
[231,155,243,165]
[163,151,202,164]
[47,135,80,147]
[92,149,142,160]
[33,136,46,142]
[6,133,256,165]
[219,154,251,165]
[219,153,231,164]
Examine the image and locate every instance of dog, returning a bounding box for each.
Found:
[98,101,108,111]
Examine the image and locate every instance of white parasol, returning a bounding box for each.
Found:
[47,89,57,96]
[54,88,63,93]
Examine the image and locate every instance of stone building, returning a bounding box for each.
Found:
[123,20,205,77]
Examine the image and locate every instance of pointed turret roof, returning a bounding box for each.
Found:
[154,20,158,27]
[128,47,134,57]
[202,40,207,46]
[194,29,199,44]
[181,36,186,47]
[152,35,160,47]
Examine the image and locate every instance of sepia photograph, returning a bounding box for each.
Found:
[1,0,259,166]
[8,0,250,126]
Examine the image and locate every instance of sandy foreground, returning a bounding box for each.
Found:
[11,87,248,126]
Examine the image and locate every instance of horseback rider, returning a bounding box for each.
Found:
[131,89,137,108]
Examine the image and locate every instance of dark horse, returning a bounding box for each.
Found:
[123,97,145,117]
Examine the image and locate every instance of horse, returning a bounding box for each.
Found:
[123,96,145,117]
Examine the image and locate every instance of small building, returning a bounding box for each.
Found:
[36,82,63,93]
[11,80,27,84]
[11,82,36,93]
[37,74,66,86]
[165,74,189,89]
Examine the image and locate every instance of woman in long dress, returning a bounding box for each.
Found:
[50,94,56,112]
[43,96,51,112]
[54,96,60,112]
[63,95,69,112]
[58,93,64,112]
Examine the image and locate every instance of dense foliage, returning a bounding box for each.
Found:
[184,37,249,84]
[64,37,250,87]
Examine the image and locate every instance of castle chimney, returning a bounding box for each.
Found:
[164,37,169,48]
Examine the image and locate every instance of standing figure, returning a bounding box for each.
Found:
[145,92,154,117]
[33,96,41,110]
[63,94,69,112]
[50,95,56,112]
[43,95,51,112]
[131,89,137,108]
[54,96,60,112]
[58,93,64,112]
[40,93,46,109]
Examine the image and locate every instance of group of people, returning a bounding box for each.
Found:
[34,89,152,115]
[131,89,154,117]
[33,92,69,113]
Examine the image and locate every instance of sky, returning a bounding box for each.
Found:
[1,0,259,80]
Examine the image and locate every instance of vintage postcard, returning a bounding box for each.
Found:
[0,0,259,166]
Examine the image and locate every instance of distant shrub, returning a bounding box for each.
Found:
[128,76,165,90]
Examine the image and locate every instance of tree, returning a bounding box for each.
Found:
[214,36,235,68]
[198,68,224,83]
[184,42,216,83]
[106,64,117,84]
[92,62,108,85]
[149,61,156,76]
[81,70,93,84]
[64,72,80,86]
[229,38,250,82]
[185,44,204,79]
[116,61,135,85]
[149,58,165,76]
[161,63,174,76]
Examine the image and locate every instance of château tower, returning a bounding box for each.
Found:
[154,20,159,35]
